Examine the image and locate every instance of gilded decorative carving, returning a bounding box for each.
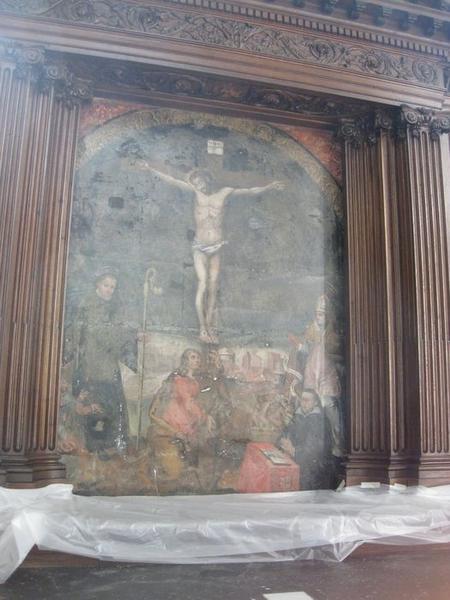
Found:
[1,41,93,106]
[0,1,442,88]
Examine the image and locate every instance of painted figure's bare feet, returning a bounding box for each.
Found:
[199,329,212,344]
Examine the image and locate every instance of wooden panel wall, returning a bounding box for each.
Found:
[0,28,449,487]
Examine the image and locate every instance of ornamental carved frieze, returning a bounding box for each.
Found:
[67,55,370,119]
[1,0,450,47]
[1,41,93,106]
[0,0,443,89]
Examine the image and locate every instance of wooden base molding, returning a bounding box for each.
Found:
[344,456,391,486]
[0,455,67,487]
[417,457,450,486]
[0,463,6,485]
[345,454,419,486]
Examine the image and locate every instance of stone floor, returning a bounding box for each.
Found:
[1,548,450,600]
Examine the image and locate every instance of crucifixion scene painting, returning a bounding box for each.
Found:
[59,101,345,495]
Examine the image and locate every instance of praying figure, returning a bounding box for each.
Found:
[138,163,285,344]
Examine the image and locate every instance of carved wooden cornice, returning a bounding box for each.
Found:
[338,104,450,146]
[0,1,447,89]
[1,41,93,106]
[0,0,449,56]
[0,41,381,122]
[65,53,374,122]
[4,41,450,138]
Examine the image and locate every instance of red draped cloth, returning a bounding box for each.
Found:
[162,375,206,437]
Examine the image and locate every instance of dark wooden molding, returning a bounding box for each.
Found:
[0,18,445,109]
[63,51,376,126]
[0,0,448,113]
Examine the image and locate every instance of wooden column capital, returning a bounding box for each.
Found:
[338,105,450,149]
[1,39,93,106]
[396,105,450,140]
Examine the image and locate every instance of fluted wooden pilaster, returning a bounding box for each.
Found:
[396,110,450,485]
[343,107,450,486]
[342,113,420,485]
[343,126,392,484]
[385,127,420,483]
[0,53,81,485]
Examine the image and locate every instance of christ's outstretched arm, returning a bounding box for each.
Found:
[136,161,194,193]
[229,180,285,198]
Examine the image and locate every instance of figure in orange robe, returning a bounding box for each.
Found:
[162,373,206,437]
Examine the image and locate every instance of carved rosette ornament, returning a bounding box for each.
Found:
[2,42,93,107]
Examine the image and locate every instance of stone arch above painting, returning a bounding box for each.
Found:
[60,102,345,495]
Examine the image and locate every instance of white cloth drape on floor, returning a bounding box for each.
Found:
[2,483,450,583]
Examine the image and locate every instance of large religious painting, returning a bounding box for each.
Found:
[58,99,345,495]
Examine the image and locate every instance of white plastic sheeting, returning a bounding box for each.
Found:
[3,483,450,583]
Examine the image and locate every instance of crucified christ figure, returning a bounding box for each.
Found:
[138,162,285,344]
